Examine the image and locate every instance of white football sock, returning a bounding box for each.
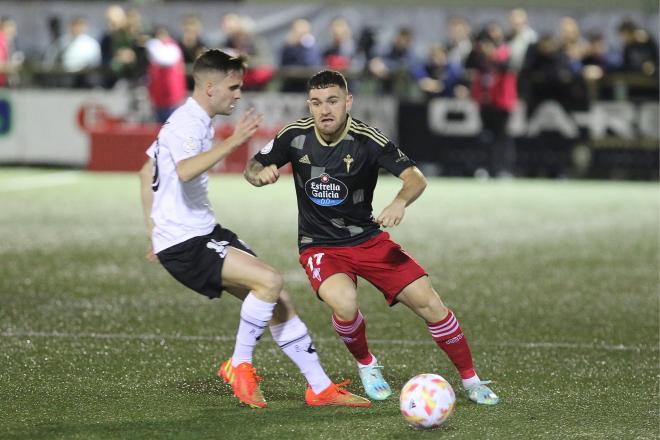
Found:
[462,374,482,389]
[231,292,275,367]
[357,353,378,369]
[270,315,332,394]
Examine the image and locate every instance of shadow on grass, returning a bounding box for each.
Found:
[171,376,226,396]
[170,375,308,402]
[3,403,437,440]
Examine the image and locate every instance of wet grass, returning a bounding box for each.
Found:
[0,169,658,439]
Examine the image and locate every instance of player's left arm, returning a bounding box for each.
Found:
[138,158,158,262]
[375,166,427,228]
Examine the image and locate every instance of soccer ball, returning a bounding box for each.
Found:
[399,373,456,429]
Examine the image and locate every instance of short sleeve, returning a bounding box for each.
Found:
[169,132,202,164]
[377,141,416,177]
[146,141,156,159]
[253,133,290,169]
[159,122,204,164]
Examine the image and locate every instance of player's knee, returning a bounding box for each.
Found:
[320,286,358,320]
[259,269,284,302]
[330,295,359,321]
[419,294,448,321]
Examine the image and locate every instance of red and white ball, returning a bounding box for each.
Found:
[399,373,456,429]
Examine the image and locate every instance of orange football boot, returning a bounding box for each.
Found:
[219,358,267,409]
[305,380,372,407]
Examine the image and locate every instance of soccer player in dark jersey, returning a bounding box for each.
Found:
[244,69,499,405]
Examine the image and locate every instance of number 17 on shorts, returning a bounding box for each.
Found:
[306,253,324,282]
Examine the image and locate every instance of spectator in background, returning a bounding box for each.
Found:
[0,17,22,87]
[280,19,322,92]
[558,16,587,74]
[126,7,149,43]
[355,25,377,70]
[222,15,275,91]
[125,7,150,85]
[322,17,356,71]
[178,15,207,64]
[99,5,137,88]
[466,22,517,178]
[367,26,420,95]
[59,16,102,88]
[47,15,64,49]
[557,17,589,107]
[581,31,620,81]
[507,8,537,73]
[413,43,465,99]
[41,16,64,70]
[145,26,187,123]
[617,19,658,77]
[519,34,577,108]
[177,14,207,90]
[446,16,472,67]
[218,13,242,47]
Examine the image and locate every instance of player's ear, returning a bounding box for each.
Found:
[346,93,353,112]
[205,80,214,97]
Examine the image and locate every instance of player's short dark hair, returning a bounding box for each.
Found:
[307,70,348,93]
[192,49,247,82]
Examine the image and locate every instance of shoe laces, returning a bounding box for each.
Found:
[333,379,352,395]
[237,364,263,390]
[364,365,384,372]
[466,380,494,392]
[363,365,384,380]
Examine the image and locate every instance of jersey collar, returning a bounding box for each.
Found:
[314,114,352,147]
[187,97,213,127]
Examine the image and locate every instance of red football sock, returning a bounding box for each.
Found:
[332,310,373,365]
[427,309,476,379]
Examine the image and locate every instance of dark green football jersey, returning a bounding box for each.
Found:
[254,115,415,252]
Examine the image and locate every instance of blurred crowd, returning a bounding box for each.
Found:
[0,6,658,122]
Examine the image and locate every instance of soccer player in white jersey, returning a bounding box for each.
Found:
[139,50,370,409]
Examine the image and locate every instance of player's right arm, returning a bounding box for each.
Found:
[244,159,279,187]
[176,109,263,182]
[244,130,291,187]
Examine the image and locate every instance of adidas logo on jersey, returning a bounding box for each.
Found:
[299,154,311,164]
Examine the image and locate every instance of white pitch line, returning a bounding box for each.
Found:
[1,330,656,352]
[0,171,81,192]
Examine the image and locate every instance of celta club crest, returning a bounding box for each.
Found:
[343,154,354,173]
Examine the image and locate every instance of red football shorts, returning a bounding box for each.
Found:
[298,232,428,305]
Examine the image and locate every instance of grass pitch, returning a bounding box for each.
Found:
[0,168,658,439]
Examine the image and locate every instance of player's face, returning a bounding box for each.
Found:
[207,70,244,116]
[307,85,353,140]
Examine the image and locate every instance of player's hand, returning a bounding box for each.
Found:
[145,242,159,263]
[257,164,280,185]
[375,199,406,228]
[232,108,264,146]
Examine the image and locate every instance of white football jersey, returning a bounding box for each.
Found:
[146,97,216,253]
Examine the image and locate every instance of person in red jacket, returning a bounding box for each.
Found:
[466,22,518,178]
[145,26,187,122]
[0,17,20,88]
